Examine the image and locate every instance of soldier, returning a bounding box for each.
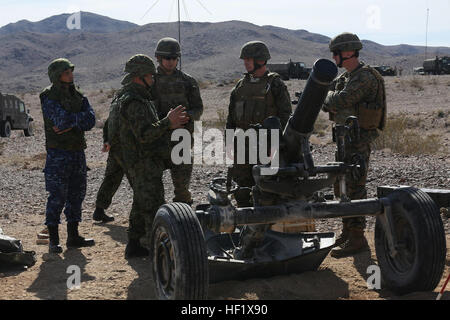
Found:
[226,41,292,208]
[225,41,292,259]
[40,58,96,253]
[115,54,189,258]
[322,32,387,258]
[151,37,204,205]
[91,117,122,223]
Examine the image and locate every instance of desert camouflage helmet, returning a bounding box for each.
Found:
[240,41,271,61]
[329,32,363,52]
[155,37,181,57]
[48,58,75,84]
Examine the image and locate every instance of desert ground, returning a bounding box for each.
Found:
[0,74,449,300]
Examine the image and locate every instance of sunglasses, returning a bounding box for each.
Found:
[162,56,178,61]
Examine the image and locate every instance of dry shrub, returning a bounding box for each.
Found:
[198,80,211,89]
[313,115,331,137]
[204,109,228,129]
[373,115,442,155]
[1,152,47,170]
[408,77,424,91]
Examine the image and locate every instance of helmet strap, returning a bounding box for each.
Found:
[337,51,358,68]
[250,60,267,74]
[140,76,152,90]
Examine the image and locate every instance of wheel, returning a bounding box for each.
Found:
[0,121,11,138]
[24,121,33,137]
[375,187,446,294]
[150,202,208,300]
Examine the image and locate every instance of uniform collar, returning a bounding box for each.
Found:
[244,70,270,82]
[157,66,179,76]
[126,82,152,99]
[347,62,365,76]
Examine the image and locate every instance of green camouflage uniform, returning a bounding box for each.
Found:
[94,118,126,210]
[119,82,171,242]
[324,62,386,230]
[151,66,203,204]
[226,71,292,207]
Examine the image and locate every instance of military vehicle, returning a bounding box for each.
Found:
[423,56,450,75]
[267,60,311,80]
[413,67,425,75]
[0,92,33,137]
[148,59,447,300]
[373,65,397,76]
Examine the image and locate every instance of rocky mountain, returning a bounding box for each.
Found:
[0,12,138,35]
[0,12,449,93]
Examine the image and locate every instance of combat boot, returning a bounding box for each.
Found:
[330,228,369,258]
[93,207,115,223]
[66,222,95,248]
[334,223,350,247]
[47,225,63,254]
[125,239,149,259]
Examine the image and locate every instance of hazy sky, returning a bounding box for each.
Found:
[0,0,449,46]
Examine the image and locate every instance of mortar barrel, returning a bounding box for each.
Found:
[288,59,337,134]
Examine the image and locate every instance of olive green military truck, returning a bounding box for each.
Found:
[267,60,311,80]
[423,56,450,75]
[373,65,397,76]
[0,92,33,137]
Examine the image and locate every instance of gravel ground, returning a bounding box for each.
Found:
[0,75,449,300]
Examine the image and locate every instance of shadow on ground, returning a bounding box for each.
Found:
[208,268,350,300]
[27,249,95,300]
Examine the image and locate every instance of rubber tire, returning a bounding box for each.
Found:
[375,187,446,295]
[150,202,208,300]
[24,121,33,137]
[0,121,11,138]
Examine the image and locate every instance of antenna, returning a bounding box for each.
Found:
[141,0,213,71]
[178,0,182,70]
[425,5,429,60]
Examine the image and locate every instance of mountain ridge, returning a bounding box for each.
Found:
[0,12,448,93]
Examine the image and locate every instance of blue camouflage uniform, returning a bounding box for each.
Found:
[40,86,95,226]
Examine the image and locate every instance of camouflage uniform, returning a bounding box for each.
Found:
[324,64,385,230]
[152,37,204,204]
[151,67,203,204]
[117,56,171,245]
[323,33,386,257]
[94,118,126,210]
[226,41,292,207]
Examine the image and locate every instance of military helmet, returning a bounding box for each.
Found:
[48,58,74,84]
[124,54,156,76]
[329,33,363,52]
[122,54,156,85]
[240,41,271,61]
[155,37,181,58]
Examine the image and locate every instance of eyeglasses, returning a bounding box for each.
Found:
[162,56,178,61]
